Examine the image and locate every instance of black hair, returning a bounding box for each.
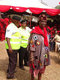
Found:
[12,16,21,21]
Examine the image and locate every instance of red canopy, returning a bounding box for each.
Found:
[0,5,11,12]
[0,5,60,16]
[0,0,60,16]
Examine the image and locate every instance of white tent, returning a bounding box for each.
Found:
[0,0,60,16]
[0,0,51,8]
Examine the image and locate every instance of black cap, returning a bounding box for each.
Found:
[20,19,27,23]
[12,16,21,21]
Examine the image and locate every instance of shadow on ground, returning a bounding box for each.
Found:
[50,53,60,64]
[0,56,32,80]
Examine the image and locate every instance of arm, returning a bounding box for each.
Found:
[6,38,13,53]
[56,41,60,43]
[52,36,56,42]
[30,51,34,62]
[28,34,36,63]
[5,23,13,53]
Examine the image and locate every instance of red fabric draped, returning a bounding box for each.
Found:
[31,26,48,47]
[45,9,60,16]
[0,5,60,15]
[59,9,60,14]
[12,6,28,12]
[29,8,43,14]
[0,5,11,12]
[28,8,60,15]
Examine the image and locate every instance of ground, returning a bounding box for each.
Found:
[0,41,60,80]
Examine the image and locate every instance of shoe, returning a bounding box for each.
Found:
[24,64,29,66]
[7,74,14,79]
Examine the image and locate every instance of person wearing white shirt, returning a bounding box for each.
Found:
[53,32,60,52]
[5,16,21,79]
[19,20,31,70]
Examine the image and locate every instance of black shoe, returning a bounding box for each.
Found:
[7,74,14,79]
[24,64,29,66]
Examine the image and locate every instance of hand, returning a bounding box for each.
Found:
[30,52,34,63]
[9,47,13,53]
[30,56,34,63]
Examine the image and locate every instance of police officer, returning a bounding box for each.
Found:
[19,20,31,70]
[5,16,21,79]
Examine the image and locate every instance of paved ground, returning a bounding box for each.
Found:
[0,41,60,80]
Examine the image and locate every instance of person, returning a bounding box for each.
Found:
[28,13,50,80]
[5,16,21,79]
[52,32,60,52]
[47,29,51,44]
[50,28,55,51]
[19,20,31,70]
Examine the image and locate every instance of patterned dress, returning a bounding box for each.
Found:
[28,33,50,77]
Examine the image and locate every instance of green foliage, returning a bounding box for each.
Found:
[55,5,60,9]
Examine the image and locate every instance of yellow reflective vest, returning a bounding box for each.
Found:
[5,32,21,50]
[19,27,31,48]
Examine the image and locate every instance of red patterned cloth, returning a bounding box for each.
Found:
[30,66,46,77]
[0,18,9,41]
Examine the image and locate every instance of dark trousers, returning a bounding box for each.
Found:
[50,41,55,51]
[7,50,18,75]
[19,47,29,68]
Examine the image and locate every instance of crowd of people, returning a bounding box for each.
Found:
[0,13,60,80]
[47,25,60,52]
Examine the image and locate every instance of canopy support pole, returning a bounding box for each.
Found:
[30,13,32,28]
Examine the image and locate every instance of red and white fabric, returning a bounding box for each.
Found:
[0,0,60,16]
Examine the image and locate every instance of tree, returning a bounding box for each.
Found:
[55,5,60,9]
